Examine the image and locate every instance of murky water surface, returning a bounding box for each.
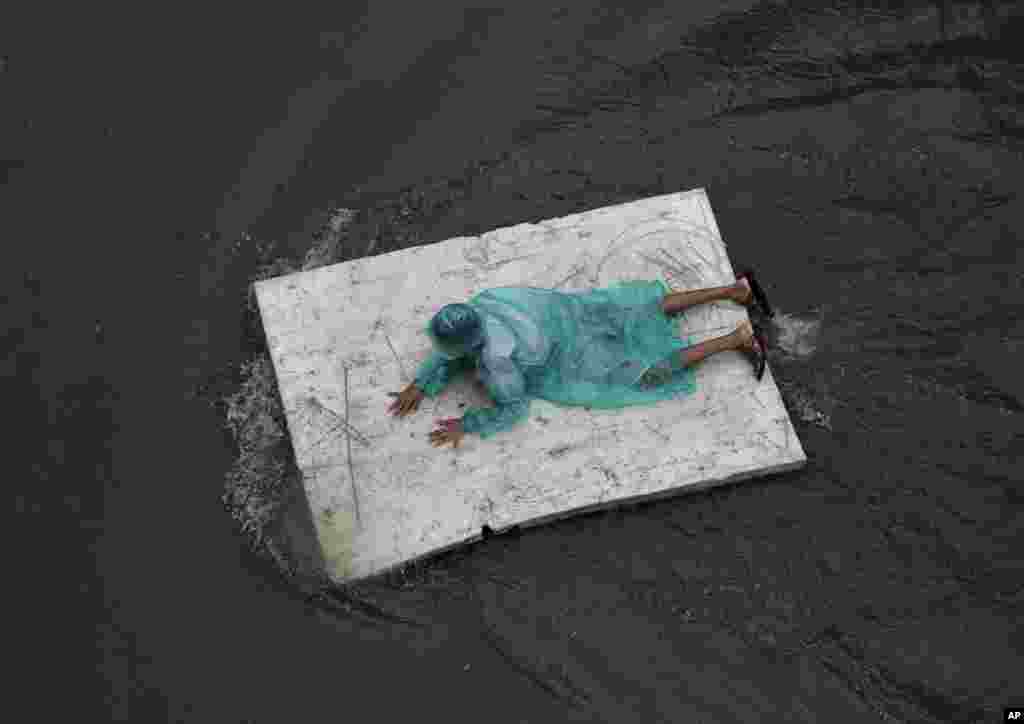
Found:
[10,2,1022,721]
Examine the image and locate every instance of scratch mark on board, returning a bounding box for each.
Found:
[384,333,410,383]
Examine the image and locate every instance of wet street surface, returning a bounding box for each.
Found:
[7,1,1022,721]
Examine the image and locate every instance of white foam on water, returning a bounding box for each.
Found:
[221,209,358,569]
[772,307,824,359]
[777,378,833,432]
[769,307,832,430]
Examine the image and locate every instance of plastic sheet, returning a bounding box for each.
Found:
[415,279,697,438]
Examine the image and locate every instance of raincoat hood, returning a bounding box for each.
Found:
[426,303,485,359]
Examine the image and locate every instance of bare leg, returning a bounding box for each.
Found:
[678,321,755,368]
[661,277,751,316]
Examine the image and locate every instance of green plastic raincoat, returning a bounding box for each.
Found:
[414,280,697,439]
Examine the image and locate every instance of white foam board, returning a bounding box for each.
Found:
[254,189,807,582]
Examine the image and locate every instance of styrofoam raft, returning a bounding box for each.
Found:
[254,188,806,582]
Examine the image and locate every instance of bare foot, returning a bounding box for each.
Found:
[734,320,757,352]
[733,276,753,306]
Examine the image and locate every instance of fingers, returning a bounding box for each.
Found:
[387,393,421,417]
[428,429,462,448]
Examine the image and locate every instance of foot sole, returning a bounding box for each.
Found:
[751,323,767,381]
[737,268,775,319]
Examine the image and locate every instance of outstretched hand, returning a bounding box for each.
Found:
[387,383,424,417]
[429,417,465,449]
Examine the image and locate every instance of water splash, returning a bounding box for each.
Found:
[775,375,833,432]
[220,353,292,544]
[771,306,824,359]
[218,208,356,579]
[769,306,833,431]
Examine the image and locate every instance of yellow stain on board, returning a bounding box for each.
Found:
[315,507,356,581]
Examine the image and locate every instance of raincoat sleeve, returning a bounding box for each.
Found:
[413,352,474,397]
[461,356,531,439]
